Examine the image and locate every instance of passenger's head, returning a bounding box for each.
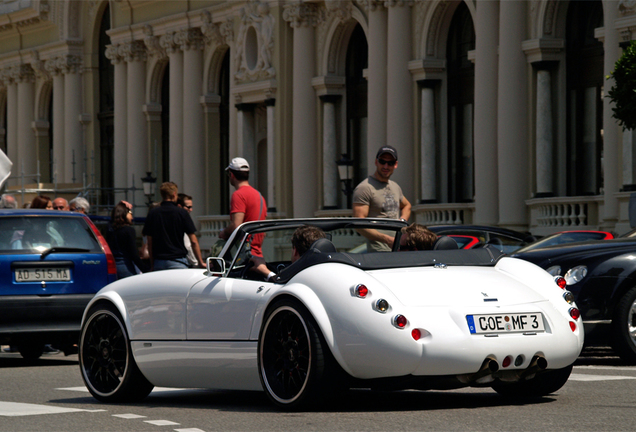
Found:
[52,197,68,211]
[0,194,17,209]
[69,196,90,214]
[31,195,53,209]
[160,182,179,201]
[111,202,133,228]
[400,223,437,251]
[291,225,327,262]
[177,193,193,212]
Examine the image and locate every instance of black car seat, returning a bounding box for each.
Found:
[433,235,459,250]
[310,238,337,254]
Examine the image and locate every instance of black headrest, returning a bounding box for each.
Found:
[433,235,459,250]
[310,238,337,254]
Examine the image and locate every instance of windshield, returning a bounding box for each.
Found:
[515,231,610,253]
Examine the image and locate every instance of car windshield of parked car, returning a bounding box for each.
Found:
[0,216,100,254]
[515,231,612,253]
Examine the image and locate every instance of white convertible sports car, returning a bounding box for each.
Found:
[79,218,584,409]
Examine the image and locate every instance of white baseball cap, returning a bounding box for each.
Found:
[226,157,250,172]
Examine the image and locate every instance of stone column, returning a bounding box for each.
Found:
[364,0,387,172]
[106,45,127,195]
[283,3,322,217]
[124,41,148,206]
[602,3,620,226]
[535,68,553,196]
[161,33,184,188]
[420,84,436,202]
[179,29,205,220]
[386,0,414,201]
[45,58,65,183]
[473,0,499,225]
[321,95,339,209]
[5,78,18,173]
[497,0,528,231]
[16,65,37,181]
[623,130,636,189]
[61,55,83,183]
[265,98,277,212]
[201,94,222,214]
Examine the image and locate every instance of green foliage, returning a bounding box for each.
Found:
[608,41,636,131]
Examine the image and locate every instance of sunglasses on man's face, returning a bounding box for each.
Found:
[184,205,193,210]
[53,206,65,210]
[377,158,396,167]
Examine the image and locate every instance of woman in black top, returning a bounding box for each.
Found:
[106,202,146,279]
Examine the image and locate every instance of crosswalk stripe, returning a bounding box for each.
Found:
[568,373,636,382]
[0,401,91,417]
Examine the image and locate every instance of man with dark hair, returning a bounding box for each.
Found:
[352,145,411,252]
[143,182,204,270]
[399,223,437,251]
[252,225,326,281]
[177,192,198,267]
[219,157,267,257]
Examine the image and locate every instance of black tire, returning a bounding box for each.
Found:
[17,343,44,360]
[79,303,154,402]
[258,299,341,410]
[612,287,636,363]
[492,365,573,398]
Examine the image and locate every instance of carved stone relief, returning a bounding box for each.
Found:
[235,0,276,83]
[619,0,636,16]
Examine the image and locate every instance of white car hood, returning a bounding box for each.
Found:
[367,266,546,307]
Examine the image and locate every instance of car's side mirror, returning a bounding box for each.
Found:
[207,257,225,276]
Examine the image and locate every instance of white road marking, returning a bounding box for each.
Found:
[569,373,636,382]
[0,402,92,417]
[57,386,190,393]
[574,365,636,372]
[113,413,147,419]
[144,419,180,426]
[175,429,206,432]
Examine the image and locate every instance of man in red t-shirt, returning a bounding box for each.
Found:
[219,157,267,256]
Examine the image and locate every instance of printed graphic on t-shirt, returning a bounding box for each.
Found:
[382,190,399,219]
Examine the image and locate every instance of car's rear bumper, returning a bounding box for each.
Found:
[0,294,94,344]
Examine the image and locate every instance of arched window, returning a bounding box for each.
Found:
[446,1,475,203]
[566,0,604,196]
[345,24,368,187]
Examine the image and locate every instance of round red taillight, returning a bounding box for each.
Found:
[554,276,567,289]
[411,329,421,340]
[502,356,512,368]
[569,307,581,320]
[569,321,577,332]
[394,315,408,328]
[355,284,368,298]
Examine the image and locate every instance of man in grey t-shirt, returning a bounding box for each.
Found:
[352,145,412,251]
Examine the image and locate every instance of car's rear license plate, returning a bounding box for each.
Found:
[466,313,545,334]
[14,268,71,282]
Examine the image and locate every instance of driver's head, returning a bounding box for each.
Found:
[291,225,326,262]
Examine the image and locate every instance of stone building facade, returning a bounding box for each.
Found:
[1,0,636,246]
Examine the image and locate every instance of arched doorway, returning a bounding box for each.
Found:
[446,1,475,203]
[566,0,604,196]
[345,23,368,188]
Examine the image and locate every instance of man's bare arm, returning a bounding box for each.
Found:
[219,212,245,240]
[188,233,206,268]
[352,203,394,246]
[400,196,412,221]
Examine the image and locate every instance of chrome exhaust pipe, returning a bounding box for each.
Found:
[458,357,499,384]
[520,355,548,380]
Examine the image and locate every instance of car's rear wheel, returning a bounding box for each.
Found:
[79,303,153,402]
[492,365,573,398]
[17,343,44,360]
[611,287,636,363]
[258,299,341,410]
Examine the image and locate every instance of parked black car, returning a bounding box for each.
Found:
[429,225,537,254]
[512,238,636,363]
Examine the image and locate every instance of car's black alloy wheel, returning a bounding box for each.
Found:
[612,286,636,363]
[79,303,153,402]
[258,299,334,409]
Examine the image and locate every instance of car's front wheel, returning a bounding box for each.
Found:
[612,286,636,363]
[258,299,340,410]
[492,365,573,398]
[79,303,153,402]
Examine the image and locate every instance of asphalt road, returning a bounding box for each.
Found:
[0,347,634,432]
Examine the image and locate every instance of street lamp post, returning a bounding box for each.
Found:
[336,154,354,209]
[141,172,157,207]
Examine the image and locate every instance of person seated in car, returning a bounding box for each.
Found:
[251,225,326,281]
[399,223,437,251]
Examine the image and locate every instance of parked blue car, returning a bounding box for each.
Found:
[0,209,116,359]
